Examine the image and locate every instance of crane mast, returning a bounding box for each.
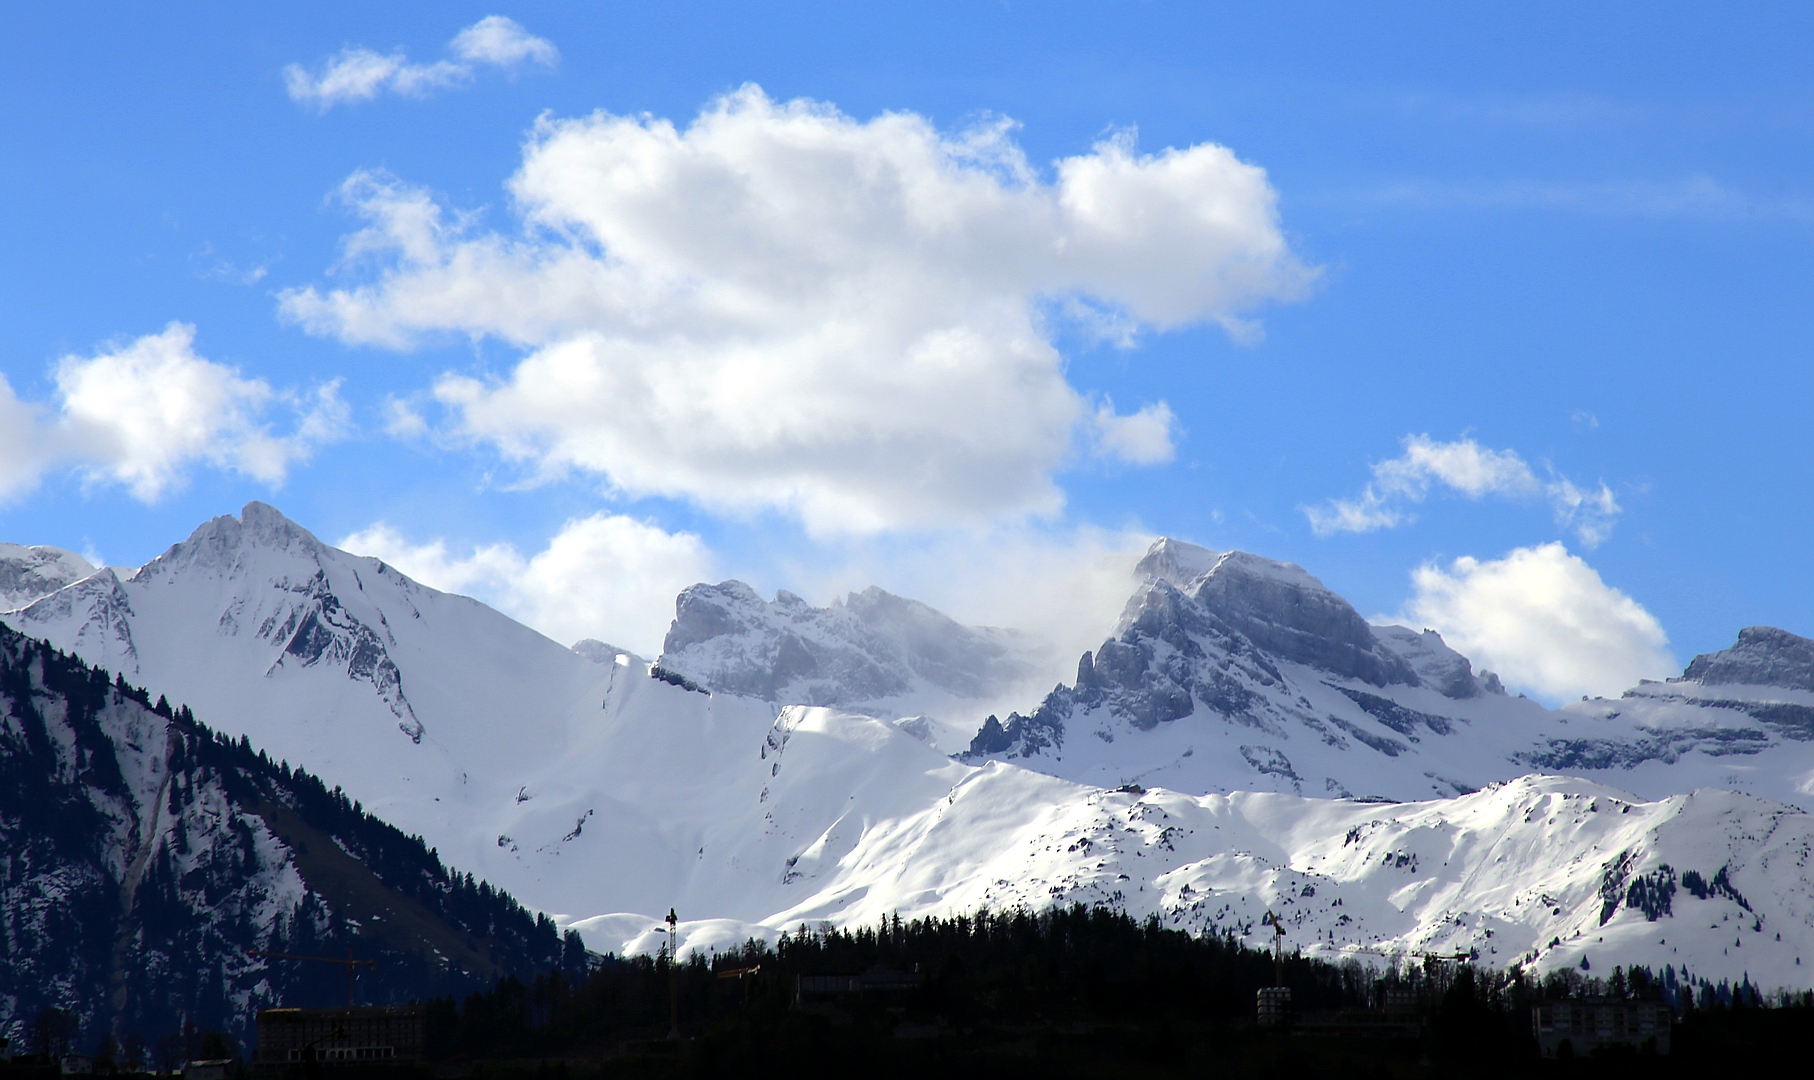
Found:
[247,947,377,1007]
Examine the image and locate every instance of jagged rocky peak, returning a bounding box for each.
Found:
[1184,550,1418,689]
[658,580,1030,706]
[1373,625,1504,698]
[0,543,96,611]
[9,567,140,675]
[1681,626,1814,692]
[1134,537,1221,588]
[660,580,913,703]
[661,580,772,654]
[136,500,325,581]
[1131,539,1491,695]
[967,542,1520,765]
[0,544,96,613]
[0,500,423,742]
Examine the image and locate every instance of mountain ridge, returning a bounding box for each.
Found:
[7,506,1814,994]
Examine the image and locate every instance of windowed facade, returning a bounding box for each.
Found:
[1532,1000,1671,1057]
[254,1005,424,1074]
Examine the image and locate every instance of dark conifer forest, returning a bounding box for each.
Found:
[414,906,1814,1077]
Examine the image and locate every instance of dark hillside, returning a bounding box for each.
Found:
[0,624,586,1057]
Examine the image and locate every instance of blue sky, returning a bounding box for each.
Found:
[2,2,1809,701]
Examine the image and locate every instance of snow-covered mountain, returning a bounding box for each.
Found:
[11,506,1814,989]
[964,540,1814,815]
[1,503,627,916]
[0,504,1047,919]
[0,542,95,610]
[1534,627,1814,806]
[964,541,1552,801]
[654,579,1040,746]
[0,623,577,1048]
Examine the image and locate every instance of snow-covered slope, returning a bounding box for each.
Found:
[546,692,1814,991]
[2,503,618,914]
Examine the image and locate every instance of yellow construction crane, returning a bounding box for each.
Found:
[663,909,680,1040]
[715,964,761,1005]
[247,947,377,1007]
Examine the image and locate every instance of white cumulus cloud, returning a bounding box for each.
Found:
[282,86,1314,534]
[339,513,713,655]
[285,16,557,112]
[1399,542,1674,701]
[0,322,342,503]
[1305,434,1621,547]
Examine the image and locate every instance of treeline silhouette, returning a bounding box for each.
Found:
[416,905,1814,1078]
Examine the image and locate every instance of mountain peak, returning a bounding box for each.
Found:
[231,500,325,552]
[0,542,96,611]
[1682,625,1814,692]
[1135,537,1221,587]
[137,501,324,581]
[658,579,1033,709]
[1188,550,1418,688]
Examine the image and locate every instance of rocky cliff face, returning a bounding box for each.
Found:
[1187,551,1421,690]
[1530,625,1814,778]
[1682,626,1814,692]
[1373,625,1504,698]
[656,580,1036,719]
[963,542,1516,800]
[0,544,94,611]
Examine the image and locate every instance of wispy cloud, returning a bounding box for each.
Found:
[1305,434,1621,547]
[285,16,557,112]
[1353,176,1814,222]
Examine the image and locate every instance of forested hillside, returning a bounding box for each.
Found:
[0,624,586,1055]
